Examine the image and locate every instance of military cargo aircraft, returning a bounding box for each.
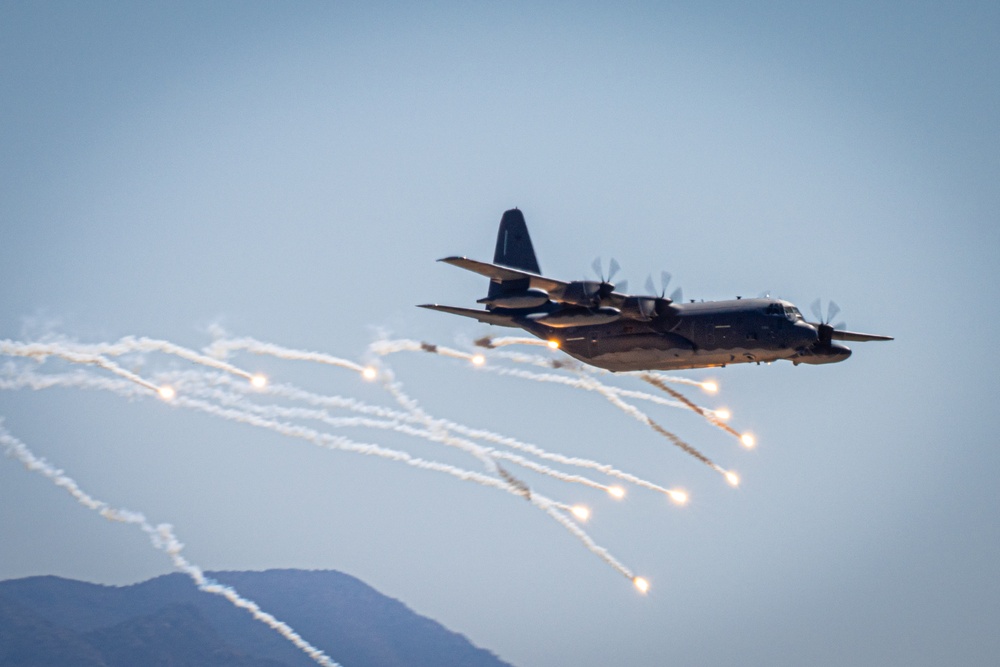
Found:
[420,209,892,372]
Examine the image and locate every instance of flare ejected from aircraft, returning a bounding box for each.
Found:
[420,209,892,372]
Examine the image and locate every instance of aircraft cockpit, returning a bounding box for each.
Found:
[765,302,804,321]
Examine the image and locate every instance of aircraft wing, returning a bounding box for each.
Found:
[437,256,635,307]
[417,304,520,327]
[830,329,894,342]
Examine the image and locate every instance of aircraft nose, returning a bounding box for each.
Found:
[795,321,818,343]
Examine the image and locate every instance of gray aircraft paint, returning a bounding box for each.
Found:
[422,210,891,372]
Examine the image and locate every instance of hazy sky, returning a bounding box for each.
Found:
[2,2,998,666]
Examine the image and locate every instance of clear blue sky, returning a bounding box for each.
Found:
[1,2,998,666]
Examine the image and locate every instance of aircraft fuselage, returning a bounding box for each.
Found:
[511,298,846,372]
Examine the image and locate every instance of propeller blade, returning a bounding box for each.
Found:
[827,301,841,325]
[670,287,683,303]
[615,279,628,294]
[832,321,846,331]
[592,257,603,279]
[660,271,672,297]
[645,275,656,295]
[810,299,823,323]
[608,258,621,283]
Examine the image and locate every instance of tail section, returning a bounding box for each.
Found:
[489,209,540,300]
[493,209,540,273]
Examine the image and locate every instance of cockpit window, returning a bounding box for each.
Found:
[783,305,803,320]
[765,303,783,316]
[766,303,803,319]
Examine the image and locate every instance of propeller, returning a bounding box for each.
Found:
[625,270,679,321]
[810,299,846,346]
[645,271,674,299]
[592,257,627,295]
[810,299,846,330]
[806,298,893,343]
[592,257,628,293]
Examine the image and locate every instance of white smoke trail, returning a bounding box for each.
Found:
[1,337,258,384]
[2,342,648,583]
[0,364,519,497]
[169,389,629,572]
[482,358,738,441]
[532,496,635,581]
[0,426,342,667]
[1,360,685,503]
[571,372,731,478]
[205,337,366,374]
[365,341,731,478]
[638,372,743,439]
[375,365,500,473]
[74,383,637,575]
[164,370,682,500]
[479,364,689,410]
[367,339,705,412]
[165,381,616,495]
[0,341,162,394]
[370,339,480,364]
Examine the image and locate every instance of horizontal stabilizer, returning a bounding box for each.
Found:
[437,256,634,311]
[831,330,894,342]
[417,304,520,328]
[438,257,566,293]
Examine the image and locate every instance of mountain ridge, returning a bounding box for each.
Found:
[0,569,513,667]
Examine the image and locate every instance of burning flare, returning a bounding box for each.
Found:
[667,489,688,505]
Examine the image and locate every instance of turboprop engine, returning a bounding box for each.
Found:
[477,288,550,310]
[526,306,621,328]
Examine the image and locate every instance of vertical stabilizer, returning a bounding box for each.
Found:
[493,209,540,273]
[489,209,541,300]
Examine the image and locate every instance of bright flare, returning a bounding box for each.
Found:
[250,374,268,389]
[547,340,560,349]
[361,367,378,380]
[725,471,740,487]
[714,408,731,421]
[667,489,689,505]
[633,576,650,594]
[158,385,176,401]
[740,433,756,448]
[571,505,591,521]
[701,380,719,394]
[471,354,486,366]
[607,485,626,500]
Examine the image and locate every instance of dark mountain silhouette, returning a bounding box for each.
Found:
[0,570,513,667]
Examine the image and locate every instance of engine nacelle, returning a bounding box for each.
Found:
[560,281,605,307]
[478,288,550,310]
[527,307,621,328]
[619,296,660,321]
[794,343,852,365]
